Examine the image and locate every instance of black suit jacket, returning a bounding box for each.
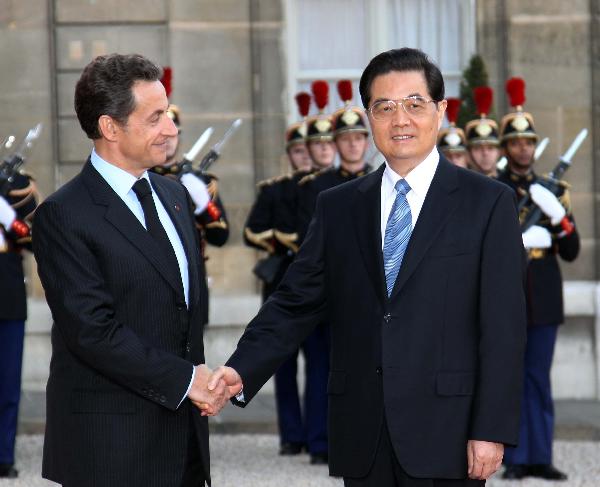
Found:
[227,157,527,479]
[33,161,209,487]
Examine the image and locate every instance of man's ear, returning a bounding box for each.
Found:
[436,99,447,130]
[98,115,120,142]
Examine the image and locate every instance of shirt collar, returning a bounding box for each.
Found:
[383,146,439,198]
[90,148,151,198]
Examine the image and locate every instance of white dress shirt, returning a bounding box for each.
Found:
[90,149,190,306]
[380,147,440,247]
[90,150,194,405]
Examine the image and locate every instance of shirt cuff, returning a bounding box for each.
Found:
[178,365,195,409]
[235,387,245,403]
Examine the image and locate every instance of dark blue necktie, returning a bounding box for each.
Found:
[383,179,412,296]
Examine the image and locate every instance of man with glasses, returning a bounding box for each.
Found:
[207,48,526,486]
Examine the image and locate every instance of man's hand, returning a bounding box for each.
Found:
[188,364,228,416]
[208,366,243,398]
[529,183,566,225]
[180,173,210,215]
[467,440,504,480]
[0,196,16,229]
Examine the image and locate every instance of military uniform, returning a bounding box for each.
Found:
[0,171,37,476]
[498,79,578,480]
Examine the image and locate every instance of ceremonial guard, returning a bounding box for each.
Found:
[244,92,312,298]
[497,78,579,481]
[296,80,371,240]
[436,98,469,169]
[465,86,501,177]
[244,93,328,460]
[151,69,229,327]
[0,157,37,478]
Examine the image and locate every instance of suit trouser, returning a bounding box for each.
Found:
[344,417,485,487]
[274,323,330,454]
[504,323,558,466]
[180,412,207,487]
[0,319,25,465]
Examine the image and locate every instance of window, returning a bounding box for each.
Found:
[285,0,476,121]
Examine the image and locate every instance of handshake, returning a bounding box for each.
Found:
[188,364,243,416]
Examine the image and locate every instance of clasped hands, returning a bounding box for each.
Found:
[188,365,243,416]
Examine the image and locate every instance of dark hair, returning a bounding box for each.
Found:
[74,53,162,140]
[359,48,445,109]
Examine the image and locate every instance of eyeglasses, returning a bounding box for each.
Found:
[368,96,437,121]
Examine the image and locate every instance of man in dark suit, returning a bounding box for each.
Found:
[207,48,527,486]
[32,54,227,487]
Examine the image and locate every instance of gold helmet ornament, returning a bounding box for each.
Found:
[286,92,311,149]
[332,80,369,137]
[465,86,499,146]
[437,98,467,153]
[499,77,538,144]
[306,80,333,142]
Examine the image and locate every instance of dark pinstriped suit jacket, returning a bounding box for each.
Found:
[33,161,209,487]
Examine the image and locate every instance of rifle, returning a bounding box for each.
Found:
[0,124,42,197]
[519,129,588,232]
[196,118,242,174]
[173,127,214,175]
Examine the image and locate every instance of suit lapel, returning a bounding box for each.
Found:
[150,173,201,309]
[81,161,186,299]
[389,157,459,299]
[354,164,387,306]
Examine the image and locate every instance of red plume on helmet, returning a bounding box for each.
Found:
[445,98,461,126]
[506,77,526,109]
[337,80,353,106]
[160,66,172,99]
[473,86,493,117]
[295,92,311,119]
[311,80,329,113]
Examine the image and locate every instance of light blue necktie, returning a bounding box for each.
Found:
[383,179,412,297]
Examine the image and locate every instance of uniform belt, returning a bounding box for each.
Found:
[528,248,548,259]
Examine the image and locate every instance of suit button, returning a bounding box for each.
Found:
[159,395,166,403]
[141,388,148,395]
[383,313,391,323]
[375,367,382,375]
[177,303,186,311]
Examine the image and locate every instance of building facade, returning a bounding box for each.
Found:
[0,1,598,425]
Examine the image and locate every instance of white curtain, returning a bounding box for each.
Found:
[296,0,368,72]
[388,0,470,96]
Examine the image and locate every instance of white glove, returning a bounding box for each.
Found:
[522,225,552,249]
[0,196,16,229]
[180,173,211,215]
[529,183,566,225]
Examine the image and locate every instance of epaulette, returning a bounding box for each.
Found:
[539,174,571,190]
[299,167,332,186]
[257,174,291,188]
